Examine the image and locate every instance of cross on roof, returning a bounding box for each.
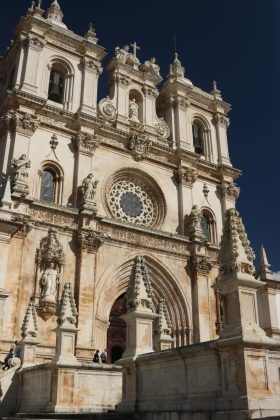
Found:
[130,41,140,59]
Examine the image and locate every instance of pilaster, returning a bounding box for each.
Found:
[75,230,103,356]
[79,57,103,116]
[187,247,212,343]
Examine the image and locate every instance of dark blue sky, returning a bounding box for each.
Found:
[1,1,279,273]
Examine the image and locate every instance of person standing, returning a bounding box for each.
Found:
[100,349,107,364]
[3,348,14,370]
[93,349,100,363]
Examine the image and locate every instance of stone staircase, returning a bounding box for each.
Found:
[3,413,136,420]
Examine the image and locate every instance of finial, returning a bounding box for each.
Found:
[84,22,98,43]
[218,208,256,282]
[37,0,42,8]
[260,245,273,281]
[173,52,181,65]
[46,0,66,28]
[211,80,222,99]
[88,22,94,32]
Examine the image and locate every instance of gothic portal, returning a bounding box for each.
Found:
[0,0,240,363]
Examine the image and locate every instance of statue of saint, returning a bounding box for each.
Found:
[11,154,31,183]
[129,98,139,122]
[82,173,98,201]
[40,262,60,302]
[115,45,129,62]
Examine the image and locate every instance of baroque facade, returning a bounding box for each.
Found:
[0,0,241,365]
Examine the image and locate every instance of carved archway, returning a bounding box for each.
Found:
[107,293,127,363]
[95,255,192,348]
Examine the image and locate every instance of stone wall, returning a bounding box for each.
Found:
[18,362,122,414]
[118,340,280,420]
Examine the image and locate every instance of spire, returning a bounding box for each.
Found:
[0,175,12,210]
[211,80,222,100]
[21,300,39,340]
[126,256,154,313]
[260,245,273,281]
[57,283,78,327]
[46,0,67,28]
[155,299,172,337]
[218,208,256,282]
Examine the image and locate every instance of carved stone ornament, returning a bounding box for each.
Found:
[140,57,162,79]
[212,112,229,128]
[23,33,46,51]
[2,111,39,136]
[36,228,65,318]
[218,182,240,201]
[155,298,172,337]
[81,57,102,74]
[218,208,255,280]
[21,300,39,340]
[114,44,140,69]
[11,154,31,197]
[57,283,78,327]
[72,131,100,155]
[80,173,98,213]
[175,167,197,187]
[98,96,117,121]
[186,205,207,242]
[77,230,105,253]
[126,255,155,313]
[188,255,212,276]
[129,134,151,161]
[155,117,170,140]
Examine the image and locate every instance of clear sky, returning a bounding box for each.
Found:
[1,0,279,273]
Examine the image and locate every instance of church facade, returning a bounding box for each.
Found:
[0,0,241,365]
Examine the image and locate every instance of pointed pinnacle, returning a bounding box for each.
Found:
[260,245,272,280]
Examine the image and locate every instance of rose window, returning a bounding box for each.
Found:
[108,180,157,226]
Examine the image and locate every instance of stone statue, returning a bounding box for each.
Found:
[82,173,98,201]
[129,98,139,122]
[11,154,31,182]
[115,45,129,62]
[143,57,161,77]
[40,262,60,302]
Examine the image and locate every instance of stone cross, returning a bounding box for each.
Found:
[130,41,140,59]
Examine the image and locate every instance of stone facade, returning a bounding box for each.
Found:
[0,0,237,363]
[1,2,280,419]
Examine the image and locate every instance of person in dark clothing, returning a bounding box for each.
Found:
[2,348,14,370]
[100,349,107,364]
[93,349,100,363]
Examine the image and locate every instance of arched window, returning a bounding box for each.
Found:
[48,68,65,103]
[47,60,74,110]
[40,169,55,202]
[192,121,205,155]
[201,209,217,244]
[39,163,63,205]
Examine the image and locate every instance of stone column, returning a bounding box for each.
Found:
[75,230,103,359]
[175,165,197,234]
[212,112,231,166]
[0,225,16,334]
[188,249,212,343]
[21,34,46,95]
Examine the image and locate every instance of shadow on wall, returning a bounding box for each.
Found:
[0,362,21,417]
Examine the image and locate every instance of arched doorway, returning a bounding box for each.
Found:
[107,294,127,363]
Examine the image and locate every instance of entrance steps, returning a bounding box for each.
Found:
[3,413,136,420]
